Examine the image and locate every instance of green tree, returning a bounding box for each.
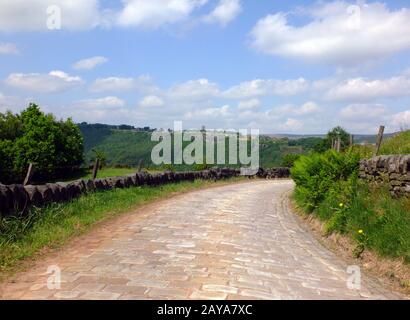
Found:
[0,140,15,183]
[315,126,351,153]
[281,153,301,168]
[0,111,22,141]
[0,103,84,183]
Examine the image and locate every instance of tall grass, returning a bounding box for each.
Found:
[380,130,410,155]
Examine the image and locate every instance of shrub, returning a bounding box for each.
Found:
[291,150,359,211]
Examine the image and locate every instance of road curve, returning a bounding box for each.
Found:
[0,180,402,300]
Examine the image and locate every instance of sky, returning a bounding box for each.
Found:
[1,0,410,134]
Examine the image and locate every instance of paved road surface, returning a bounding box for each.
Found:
[0,180,402,300]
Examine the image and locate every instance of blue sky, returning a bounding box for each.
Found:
[1,0,410,134]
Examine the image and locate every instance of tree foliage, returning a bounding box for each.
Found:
[0,104,84,183]
[314,126,351,152]
[281,153,301,168]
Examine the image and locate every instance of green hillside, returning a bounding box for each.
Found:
[79,123,323,169]
[380,130,410,155]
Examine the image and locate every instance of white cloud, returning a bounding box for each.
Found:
[223,78,308,99]
[117,0,208,29]
[90,75,157,93]
[280,118,303,132]
[5,71,83,93]
[0,0,241,32]
[203,0,241,26]
[168,78,220,100]
[90,77,135,92]
[337,103,393,133]
[139,95,164,107]
[184,104,231,119]
[0,0,100,31]
[0,92,28,113]
[340,104,387,121]
[295,102,320,115]
[237,98,260,110]
[73,56,108,70]
[0,43,19,55]
[325,75,410,102]
[72,96,125,109]
[250,2,410,65]
[273,102,320,116]
[391,110,410,130]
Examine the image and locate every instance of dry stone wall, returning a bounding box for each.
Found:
[0,167,291,218]
[359,155,410,197]
[256,167,290,179]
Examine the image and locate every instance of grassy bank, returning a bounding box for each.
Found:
[294,181,410,261]
[292,150,410,262]
[0,178,241,277]
[380,130,410,155]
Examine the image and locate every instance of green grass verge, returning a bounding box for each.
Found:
[0,178,241,276]
[294,180,410,261]
[58,167,164,182]
[81,167,139,179]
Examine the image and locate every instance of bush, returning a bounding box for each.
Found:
[291,150,359,211]
[0,104,84,183]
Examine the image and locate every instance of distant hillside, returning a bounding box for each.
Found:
[79,123,323,168]
[78,123,157,167]
[266,132,397,144]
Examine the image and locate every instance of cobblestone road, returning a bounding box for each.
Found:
[0,180,403,300]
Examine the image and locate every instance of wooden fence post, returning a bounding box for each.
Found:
[336,137,341,152]
[23,163,34,186]
[92,158,100,180]
[374,125,385,156]
[138,159,144,172]
[350,134,354,147]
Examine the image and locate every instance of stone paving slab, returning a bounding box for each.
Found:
[0,180,404,300]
